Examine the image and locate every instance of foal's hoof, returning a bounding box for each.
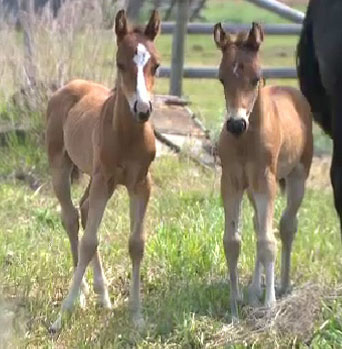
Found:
[247,286,262,307]
[49,315,62,334]
[79,292,87,309]
[248,295,260,307]
[81,279,90,296]
[132,312,145,330]
[79,278,90,309]
[236,292,244,304]
[96,294,112,310]
[230,313,240,324]
[264,296,276,309]
[276,285,292,298]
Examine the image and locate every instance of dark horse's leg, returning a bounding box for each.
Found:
[331,94,342,236]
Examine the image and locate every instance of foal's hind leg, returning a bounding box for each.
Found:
[279,165,305,296]
[80,183,111,309]
[50,153,89,307]
[128,174,151,327]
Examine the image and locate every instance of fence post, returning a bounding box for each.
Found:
[20,0,37,88]
[169,0,189,96]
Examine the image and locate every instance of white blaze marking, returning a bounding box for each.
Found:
[133,43,151,105]
[233,62,239,77]
[227,107,248,121]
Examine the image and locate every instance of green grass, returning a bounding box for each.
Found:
[0,151,341,347]
[142,0,306,24]
[202,0,303,24]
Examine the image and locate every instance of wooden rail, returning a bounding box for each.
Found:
[246,0,304,24]
[159,67,297,79]
[161,22,302,35]
[167,0,305,95]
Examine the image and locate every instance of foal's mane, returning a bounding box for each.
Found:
[132,27,144,34]
[227,31,257,52]
[234,31,249,45]
[120,25,146,37]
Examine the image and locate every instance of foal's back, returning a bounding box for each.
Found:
[46,79,111,175]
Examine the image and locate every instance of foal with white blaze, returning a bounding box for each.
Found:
[213,22,313,318]
[47,10,161,331]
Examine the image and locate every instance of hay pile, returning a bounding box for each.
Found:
[210,283,342,347]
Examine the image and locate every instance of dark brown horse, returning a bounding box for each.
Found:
[297,0,342,234]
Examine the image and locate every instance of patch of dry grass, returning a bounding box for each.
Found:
[210,283,340,347]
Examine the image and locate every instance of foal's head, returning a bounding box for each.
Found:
[214,22,264,136]
[115,10,161,122]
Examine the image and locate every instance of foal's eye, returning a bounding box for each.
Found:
[152,63,160,75]
[117,63,125,71]
[251,77,260,87]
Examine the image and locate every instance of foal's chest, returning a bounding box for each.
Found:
[114,159,152,189]
[218,129,280,189]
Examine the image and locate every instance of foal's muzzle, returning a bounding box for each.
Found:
[226,118,247,136]
[134,100,153,122]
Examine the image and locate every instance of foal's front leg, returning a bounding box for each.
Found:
[221,174,243,319]
[247,190,263,306]
[50,173,111,332]
[252,174,277,308]
[128,174,151,328]
[80,189,112,309]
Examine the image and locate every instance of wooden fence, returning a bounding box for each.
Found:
[161,22,302,35]
[162,0,305,96]
[158,66,297,79]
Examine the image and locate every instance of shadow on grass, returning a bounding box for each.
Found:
[88,278,236,346]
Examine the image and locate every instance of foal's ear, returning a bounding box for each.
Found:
[245,22,264,51]
[115,9,128,43]
[145,10,161,41]
[213,23,229,50]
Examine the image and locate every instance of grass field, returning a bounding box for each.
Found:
[2,0,342,347]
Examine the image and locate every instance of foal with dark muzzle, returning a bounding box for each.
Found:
[214,22,313,319]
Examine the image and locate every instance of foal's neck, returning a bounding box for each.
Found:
[249,85,268,132]
[113,85,147,135]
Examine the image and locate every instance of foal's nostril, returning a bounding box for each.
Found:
[240,119,247,131]
[226,119,247,136]
[138,110,150,122]
[134,101,138,114]
[149,101,153,112]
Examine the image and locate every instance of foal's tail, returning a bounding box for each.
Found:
[296,3,332,137]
